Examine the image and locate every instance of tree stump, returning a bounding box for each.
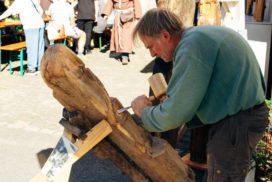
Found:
[40,44,195,182]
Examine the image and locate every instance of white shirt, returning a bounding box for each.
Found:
[8,0,44,29]
[47,0,74,27]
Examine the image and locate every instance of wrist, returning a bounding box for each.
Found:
[136,109,142,118]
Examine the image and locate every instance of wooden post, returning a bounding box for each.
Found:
[40,44,195,182]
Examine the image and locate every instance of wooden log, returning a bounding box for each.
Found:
[40,44,195,182]
[156,0,195,27]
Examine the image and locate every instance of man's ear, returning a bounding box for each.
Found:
[160,29,171,41]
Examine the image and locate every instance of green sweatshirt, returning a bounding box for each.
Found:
[141,25,266,132]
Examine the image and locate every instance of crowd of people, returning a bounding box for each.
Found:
[0,0,143,75]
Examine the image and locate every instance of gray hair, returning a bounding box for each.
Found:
[132,8,184,42]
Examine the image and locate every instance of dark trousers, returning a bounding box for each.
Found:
[207,103,269,182]
[77,19,94,51]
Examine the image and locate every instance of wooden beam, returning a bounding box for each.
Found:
[182,153,207,170]
[30,120,112,182]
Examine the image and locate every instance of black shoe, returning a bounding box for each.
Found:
[109,51,121,59]
[84,49,91,55]
[84,46,91,55]
[25,69,38,75]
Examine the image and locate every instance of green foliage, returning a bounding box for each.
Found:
[254,99,272,182]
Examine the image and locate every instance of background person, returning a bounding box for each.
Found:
[0,0,45,75]
[131,8,269,182]
[102,0,142,65]
[46,0,86,58]
[76,0,97,54]
[40,0,52,50]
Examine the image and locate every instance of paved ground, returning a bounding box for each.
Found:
[0,44,155,182]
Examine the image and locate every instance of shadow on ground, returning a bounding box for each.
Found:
[36,149,132,182]
[140,58,155,73]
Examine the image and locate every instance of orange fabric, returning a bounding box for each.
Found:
[197,0,221,25]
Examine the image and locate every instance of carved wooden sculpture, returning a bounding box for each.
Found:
[40,44,195,182]
[156,0,195,27]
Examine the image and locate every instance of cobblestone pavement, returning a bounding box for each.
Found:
[0,44,154,182]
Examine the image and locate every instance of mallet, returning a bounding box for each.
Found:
[117,73,167,114]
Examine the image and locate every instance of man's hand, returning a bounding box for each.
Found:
[131,95,152,117]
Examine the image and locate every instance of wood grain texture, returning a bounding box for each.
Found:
[40,44,195,182]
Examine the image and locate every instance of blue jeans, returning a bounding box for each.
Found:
[24,28,45,71]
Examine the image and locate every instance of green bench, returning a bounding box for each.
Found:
[0,41,26,76]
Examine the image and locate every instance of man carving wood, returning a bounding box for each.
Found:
[40,43,195,182]
[131,8,269,182]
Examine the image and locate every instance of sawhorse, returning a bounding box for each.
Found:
[30,120,112,182]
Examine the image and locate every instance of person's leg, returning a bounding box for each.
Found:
[206,103,269,182]
[76,20,88,54]
[77,19,84,31]
[77,29,86,55]
[84,20,94,53]
[24,28,39,72]
[121,52,129,65]
[37,27,45,71]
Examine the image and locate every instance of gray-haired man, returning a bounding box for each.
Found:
[131,8,269,182]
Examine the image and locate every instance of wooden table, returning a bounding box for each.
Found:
[0,20,22,29]
[0,17,50,28]
[0,18,51,74]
